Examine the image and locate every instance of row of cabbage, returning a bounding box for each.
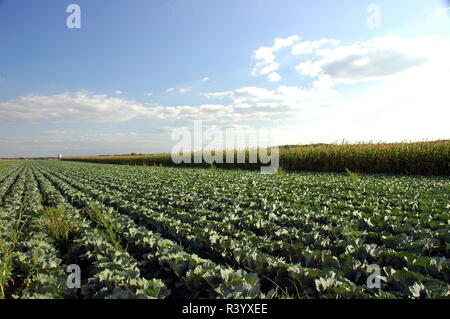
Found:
[33,161,449,298]
[1,163,272,298]
[0,161,448,298]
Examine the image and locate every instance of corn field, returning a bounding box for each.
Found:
[63,140,449,176]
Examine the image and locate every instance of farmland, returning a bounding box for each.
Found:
[64,140,450,176]
[0,160,449,299]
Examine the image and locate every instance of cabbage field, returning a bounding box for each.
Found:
[0,161,449,299]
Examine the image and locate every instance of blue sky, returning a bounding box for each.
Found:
[0,0,449,157]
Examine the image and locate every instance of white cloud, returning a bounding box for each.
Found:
[267,72,281,82]
[203,84,335,105]
[294,36,450,85]
[258,63,279,76]
[253,47,275,66]
[201,77,209,82]
[115,90,123,95]
[312,75,335,90]
[0,91,156,123]
[178,87,191,93]
[204,87,278,103]
[0,89,313,124]
[144,92,153,97]
[291,38,340,55]
[435,7,450,16]
[40,130,70,135]
[252,35,300,81]
[296,60,322,77]
[166,87,191,94]
[272,35,301,50]
[276,85,336,104]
